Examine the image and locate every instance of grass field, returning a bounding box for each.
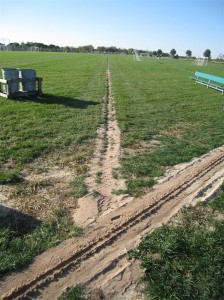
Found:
[128,184,224,299]
[1,53,224,190]
[109,56,224,194]
[0,52,107,276]
[0,52,107,181]
[0,52,224,277]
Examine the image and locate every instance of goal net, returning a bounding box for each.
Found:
[29,46,40,52]
[134,50,141,61]
[193,57,208,66]
[0,38,10,51]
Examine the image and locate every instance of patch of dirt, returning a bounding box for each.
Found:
[3,168,74,220]
[124,139,161,156]
[1,145,224,300]
[73,63,133,226]
[0,141,95,221]
[1,160,77,221]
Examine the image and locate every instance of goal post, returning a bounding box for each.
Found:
[133,50,141,61]
[192,57,208,67]
[0,38,10,51]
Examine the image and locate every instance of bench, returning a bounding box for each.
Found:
[0,77,43,98]
[190,71,224,95]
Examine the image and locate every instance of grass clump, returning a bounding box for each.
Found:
[203,184,224,213]
[70,176,88,198]
[58,284,85,300]
[95,171,102,184]
[58,285,104,300]
[128,185,224,299]
[0,169,22,184]
[0,208,82,277]
[126,178,155,196]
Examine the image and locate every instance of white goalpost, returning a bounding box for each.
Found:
[0,38,10,51]
[134,50,141,61]
[192,57,208,67]
[29,46,40,52]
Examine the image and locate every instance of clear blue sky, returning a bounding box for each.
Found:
[0,0,223,58]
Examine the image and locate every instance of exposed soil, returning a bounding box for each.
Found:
[0,142,93,221]
[0,64,224,300]
[0,156,78,221]
[73,64,132,226]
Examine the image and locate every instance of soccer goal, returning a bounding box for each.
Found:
[29,46,40,52]
[193,57,208,67]
[0,38,10,51]
[134,50,141,61]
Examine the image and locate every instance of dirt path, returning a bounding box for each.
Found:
[1,145,224,300]
[1,65,224,300]
[73,63,132,226]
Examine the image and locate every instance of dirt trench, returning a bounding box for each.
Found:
[0,64,224,300]
[72,62,133,226]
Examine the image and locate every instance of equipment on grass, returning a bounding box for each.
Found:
[0,38,10,51]
[192,57,208,67]
[134,50,141,61]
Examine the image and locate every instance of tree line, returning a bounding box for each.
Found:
[3,42,136,54]
[1,41,217,59]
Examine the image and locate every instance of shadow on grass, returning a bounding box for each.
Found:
[14,93,99,109]
[0,204,41,235]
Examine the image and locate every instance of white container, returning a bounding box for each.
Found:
[19,69,36,92]
[2,68,19,94]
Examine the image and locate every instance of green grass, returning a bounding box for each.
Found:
[0,208,83,277]
[109,56,224,195]
[70,176,88,198]
[128,184,224,300]
[0,52,107,276]
[0,52,107,176]
[1,53,223,194]
[0,169,22,184]
[1,52,224,277]
[58,284,85,300]
[204,184,224,213]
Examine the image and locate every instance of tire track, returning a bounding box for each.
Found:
[1,147,224,299]
[73,61,131,225]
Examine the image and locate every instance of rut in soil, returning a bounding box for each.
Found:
[73,62,131,225]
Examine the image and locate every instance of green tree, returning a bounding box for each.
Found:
[97,46,106,53]
[128,48,134,54]
[63,46,71,52]
[218,53,224,60]
[186,50,192,58]
[170,48,176,58]
[9,42,20,50]
[157,49,163,57]
[106,46,118,53]
[203,49,211,58]
[152,50,157,56]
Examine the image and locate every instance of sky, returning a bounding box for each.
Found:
[0,0,223,58]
